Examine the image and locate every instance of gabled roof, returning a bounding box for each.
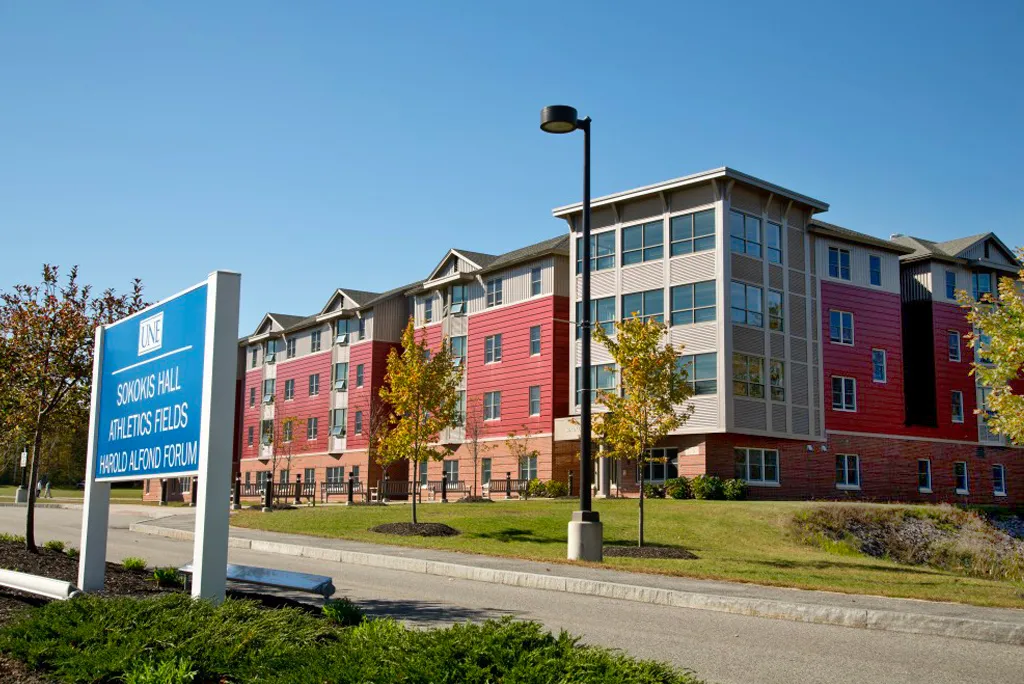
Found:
[267,313,306,329]
[411,235,570,294]
[317,288,382,317]
[890,232,1020,269]
[423,248,495,283]
[246,311,315,341]
[808,220,914,255]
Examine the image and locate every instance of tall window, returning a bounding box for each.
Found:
[670,281,716,326]
[576,232,616,273]
[832,376,856,411]
[947,331,961,361]
[638,447,678,482]
[733,354,765,398]
[729,210,762,258]
[769,360,785,401]
[325,466,343,484]
[484,334,502,363]
[334,318,356,344]
[828,247,851,280]
[622,220,663,265]
[575,364,617,404]
[356,364,364,387]
[417,461,428,486]
[358,317,366,340]
[766,222,782,264]
[486,278,503,307]
[829,310,854,345]
[954,462,969,494]
[309,374,320,396]
[256,471,269,488]
[283,379,294,401]
[354,411,363,434]
[279,470,290,485]
[443,460,459,482]
[307,417,319,440]
[529,385,541,416]
[249,387,256,407]
[621,289,664,323]
[455,391,465,426]
[424,295,434,323]
[286,338,297,359]
[261,419,273,443]
[677,353,717,395]
[872,349,887,383]
[917,459,932,492]
[530,267,542,296]
[731,282,763,327]
[670,209,715,255]
[330,408,347,436]
[945,271,957,300]
[481,458,492,485]
[835,454,860,488]
[576,297,615,338]
[311,330,322,353]
[869,255,882,286]
[519,455,538,481]
[247,426,254,446]
[529,326,541,355]
[951,391,964,423]
[450,284,468,314]
[265,339,277,362]
[972,272,992,299]
[450,336,466,366]
[768,290,783,331]
[304,467,316,484]
[334,362,348,390]
[735,448,779,485]
[282,420,293,442]
[251,348,259,368]
[993,464,1007,496]
[262,378,275,402]
[484,391,501,420]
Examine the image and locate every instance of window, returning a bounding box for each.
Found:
[945,270,957,300]
[993,464,1007,496]
[484,391,501,420]
[243,472,250,487]
[279,469,289,485]
[311,331,321,353]
[972,272,992,299]
[621,289,664,323]
[638,447,678,482]
[732,354,765,399]
[835,454,860,488]
[677,353,717,395]
[358,317,366,340]
[424,295,434,323]
[947,331,961,362]
[354,411,363,435]
[670,281,716,326]
[670,209,715,255]
[308,374,320,396]
[530,267,542,296]
[261,420,273,444]
[484,334,503,363]
[286,338,297,359]
[450,336,466,366]
[872,349,887,383]
[356,364,364,387]
[442,460,459,482]
[730,282,763,327]
[284,379,295,401]
[454,391,465,426]
[869,255,882,286]
[954,462,969,494]
[828,247,851,280]
[831,376,856,411]
[282,420,293,442]
[622,220,663,265]
[334,318,356,345]
[247,426,254,446]
[519,455,538,481]
[262,379,275,402]
[729,210,762,258]
[576,232,616,273]
[486,278,503,307]
[450,284,468,314]
[251,348,258,368]
[575,363,617,404]
[918,459,932,492]
[767,290,783,331]
[530,326,541,355]
[576,297,616,338]
[951,391,964,423]
[330,409,347,436]
[481,458,492,485]
[529,385,541,416]
[766,222,782,264]
[769,359,785,401]
[304,467,315,484]
[265,339,277,363]
[307,417,319,440]
[829,310,854,345]
[326,466,344,484]
[735,448,779,485]
[249,386,256,407]
[334,363,348,390]
[977,330,992,365]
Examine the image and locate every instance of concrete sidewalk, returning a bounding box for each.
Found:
[132,514,1024,646]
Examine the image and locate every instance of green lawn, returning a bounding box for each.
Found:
[231,499,1024,609]
[0,485,143,501]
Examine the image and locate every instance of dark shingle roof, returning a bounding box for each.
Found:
[337,289,381,307]
[450,249,499,269]
[807,220,914,254]
[889,235,967,263]
[267,313,307,329]
[484,235,570,271]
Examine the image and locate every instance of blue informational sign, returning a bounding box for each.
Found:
[93,284,208,481]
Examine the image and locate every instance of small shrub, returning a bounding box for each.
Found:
[691,475,724,500]
[152,567,182,588]
[122,557,148,571]
[665,477,692,500]
[642,483,665,499]
[0,533,25,544]
[123,656,197,684]
[527,479,547,498]
[43,540,65,552]
[65,546,79,559]
[545,481,569,498]
[722,479,748,501]
[321,598,365,627]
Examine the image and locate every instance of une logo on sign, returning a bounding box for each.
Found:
[138,312,164,356]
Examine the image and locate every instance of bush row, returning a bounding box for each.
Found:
[526,479,569,498]
[644,476,747,501]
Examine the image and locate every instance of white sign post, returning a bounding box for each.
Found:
[78,271,240,602]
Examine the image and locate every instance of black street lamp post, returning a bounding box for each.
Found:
[540,105,603,561]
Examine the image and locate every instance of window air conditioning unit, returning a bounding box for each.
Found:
[330,426,346,437]
[334,379,347,391]
[335,333,349,345]
[265,353,276,364]
[263,394,274,404]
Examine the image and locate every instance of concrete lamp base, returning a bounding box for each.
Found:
[567,511,603,562]
[14,487,27,504]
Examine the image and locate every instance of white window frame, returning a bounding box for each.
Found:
[951,390,964,424]
[443,459,459,482]
[829,310,854,345]
[832,376,857,412]
[310,330,321,353]
[529,326,541,356]
[424,295,434,323]
[308,373,320,396]
[486,278,503,307]
[354,411,363,435]
[356,364,364,388]
[947,331,961,362]
[282,420,293,443]
[530,267,542,296]
[307,416,319,440]
[637,447,679,483]
[735,447,779,486]
[954,461,969,494]
[330,408,347,437]
[835,454,860,490]
[283,378,294,401]
[529,385,541,416]
[868,254,882,287]
[334,362,348,391]
[917,459,932,493]
[450,336,466,366]
[484,334,502,364]
[993,464,1007,497]
[871,349,887,383]
[828,247,851,281]
[286,337,297,359]
[484,391,501,421]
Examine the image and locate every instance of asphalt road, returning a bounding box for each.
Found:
[3,506,1023,684]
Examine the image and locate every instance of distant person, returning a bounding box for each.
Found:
[43,477,52,499]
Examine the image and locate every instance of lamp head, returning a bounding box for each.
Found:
[540,105,580,134]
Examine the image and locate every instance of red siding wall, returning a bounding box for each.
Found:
[273,351,332,456]
[345,340,399,450]
[240,367,264,462]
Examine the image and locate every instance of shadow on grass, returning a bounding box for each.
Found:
[356,597,514,625]
[748,558,950,576]
[469,528,563,544]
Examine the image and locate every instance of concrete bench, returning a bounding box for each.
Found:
[178,563,335,599]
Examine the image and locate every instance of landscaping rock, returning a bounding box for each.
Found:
[370,522,460,537]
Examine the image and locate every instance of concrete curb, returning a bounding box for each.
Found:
[129,521,1024,646]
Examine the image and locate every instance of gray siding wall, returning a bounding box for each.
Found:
[814,238,901,294]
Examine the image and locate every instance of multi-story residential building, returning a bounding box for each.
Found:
[551,167,1022,504]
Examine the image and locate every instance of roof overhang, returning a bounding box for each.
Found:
[808,222,915,255]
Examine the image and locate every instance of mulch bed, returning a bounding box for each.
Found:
[455,496,494,504]
[603,545,697,559]
[370,522,461,537]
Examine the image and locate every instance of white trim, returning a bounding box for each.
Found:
[871,348,887,384]
[828,309,855,346]
[828,429,1021,448]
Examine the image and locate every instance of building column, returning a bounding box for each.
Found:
[597,449,610,498]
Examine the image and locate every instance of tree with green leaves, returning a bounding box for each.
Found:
[592,316,694,547]
[0,265,144,551]
[463,394,493,497]
[961,249,1024,443]
[377,320,461,525]
[505,425,540,485]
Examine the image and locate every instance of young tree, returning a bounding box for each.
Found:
[961,248,1024,443]
[0,265,144,551]
[264,415,302,490]
[505,426,540,486]
[463,394,493,497]
[377,320,461,525]
[592,316,694,547]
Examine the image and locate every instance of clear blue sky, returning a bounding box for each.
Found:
[1,1,1020,332]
